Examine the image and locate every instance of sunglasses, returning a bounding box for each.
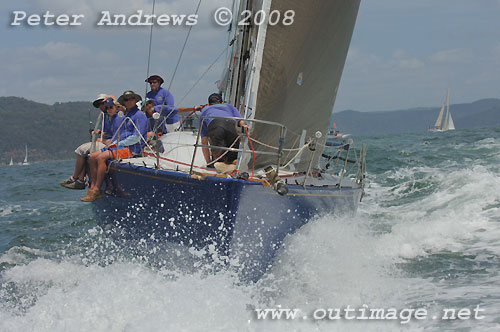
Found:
[123,97,135,102]
[149,81,159,84]
[105,106,114,110]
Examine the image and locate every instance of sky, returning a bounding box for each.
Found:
[1,0,500,112]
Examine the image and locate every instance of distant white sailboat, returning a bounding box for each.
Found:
[22,145,29,165]
[9,157,14,166]
[429,90,455,132]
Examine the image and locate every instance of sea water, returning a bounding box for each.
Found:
[1,126,499,331]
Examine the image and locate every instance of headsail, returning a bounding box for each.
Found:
[227,0,361,172]
[441,90,455,131]
[445,90,455,130]
[447,111,455,130]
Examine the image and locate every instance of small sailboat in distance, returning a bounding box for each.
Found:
[429,89,455,132]
[9,157,13,166]
[22,145,29,165]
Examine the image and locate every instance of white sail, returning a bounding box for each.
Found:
[434,94,447,128]
[430,89,455,132]
[22,145,29,165]
[447,112,455,130]
[442,90,450,131]
[9,157,13,166]
[445,91,455,130]
[225,0,361,171]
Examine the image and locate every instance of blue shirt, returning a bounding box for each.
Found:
[146,87,179,126]
[103,113,123,140]
[199,103,242,138]
[117,106,148,155]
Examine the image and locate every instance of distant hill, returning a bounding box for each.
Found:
[331,98,500,136]
[1,96,499,163]
[0,96,100,163]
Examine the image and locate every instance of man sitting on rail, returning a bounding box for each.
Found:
[60,93,120,189]
[81,90,148,202]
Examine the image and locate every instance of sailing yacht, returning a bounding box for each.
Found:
[429,90,455,132]
[22,145,29,165]
[9,157,14,166]
[91,0,366,281]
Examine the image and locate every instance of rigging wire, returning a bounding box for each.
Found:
[168,0,203,91]
[145,0,156,98]
[178,46,229,105]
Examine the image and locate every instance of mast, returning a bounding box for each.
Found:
[224,0,258,110]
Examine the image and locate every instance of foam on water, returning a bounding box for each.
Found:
[0,205,21,218]
[0,258,258,332]
[0,216,425,332]
[1,128,499,331]
[367,165,500,260]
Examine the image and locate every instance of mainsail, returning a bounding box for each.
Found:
[224,0,361,172]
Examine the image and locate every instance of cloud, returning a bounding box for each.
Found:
[429,48,474,64]
[0,41,126,102]
[390,50,424,69]
[336,43,500,112]
[0,0,234,106]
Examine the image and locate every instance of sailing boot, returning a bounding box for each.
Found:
[60,176,76,187]
[62,179,86,190]
[81,189,103,202]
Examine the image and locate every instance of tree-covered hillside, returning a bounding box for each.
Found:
[0,97,100,163]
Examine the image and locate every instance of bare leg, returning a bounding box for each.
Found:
[72,155,87,180]
[88,152,100,189]
[90,150,113,191]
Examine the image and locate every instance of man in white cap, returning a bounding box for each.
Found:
[82,90,148,202]
[60,93,117,189]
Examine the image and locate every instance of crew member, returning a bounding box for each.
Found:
[145,75,179,133]
[197,93,245,173]
[60,93,117,189]
[81,90,148,202]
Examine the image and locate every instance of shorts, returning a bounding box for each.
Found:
[101,146,134,159]
[206,119,239,163]
[75,141,106,157]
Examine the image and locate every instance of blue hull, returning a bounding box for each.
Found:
[92,163,362,281]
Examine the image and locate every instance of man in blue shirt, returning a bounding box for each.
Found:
[145,75,179,133]
[196,93,245,173]
[82,90,148,202]
[60,93,117,189]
